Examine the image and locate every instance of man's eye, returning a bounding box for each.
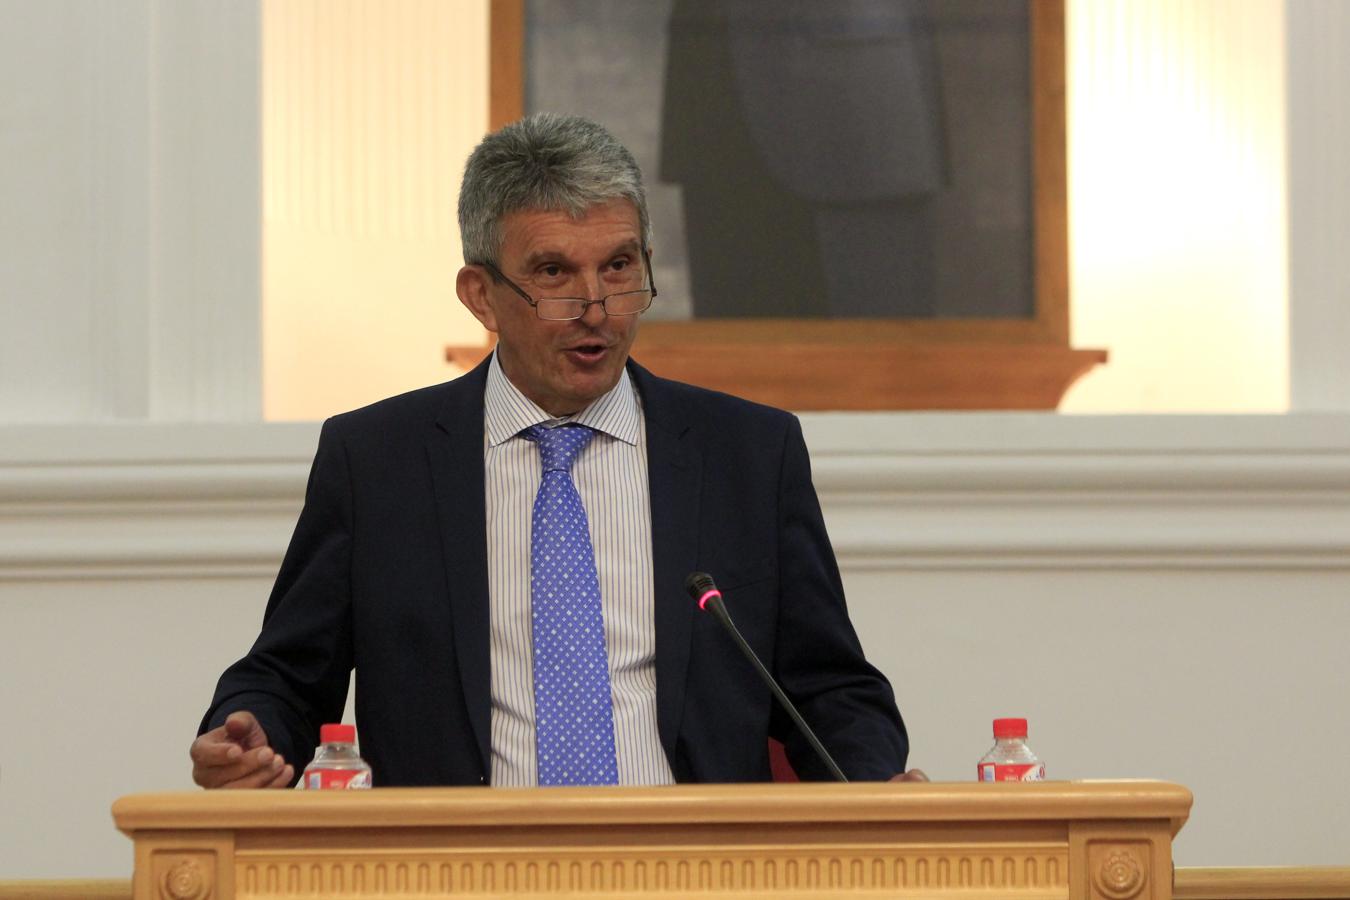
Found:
[539,264,563,278]
[608,258,630,272]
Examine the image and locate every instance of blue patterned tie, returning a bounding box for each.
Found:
[525,423,619,786]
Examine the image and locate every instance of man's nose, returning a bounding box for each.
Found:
[574,273,609,323]
[577,272,604,302]
[579,296,609,326]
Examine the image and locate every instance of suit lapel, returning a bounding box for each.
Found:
[632,363,703,768]
[426,359,493,776]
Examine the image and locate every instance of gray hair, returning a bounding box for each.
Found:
[458,112,651,266]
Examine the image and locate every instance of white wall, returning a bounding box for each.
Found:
[3,0,1350,884]
[0,424,313,879]
[3,415,1350,876]
[808,413,1350,866]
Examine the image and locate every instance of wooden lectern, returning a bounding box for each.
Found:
[113,781,1190,899]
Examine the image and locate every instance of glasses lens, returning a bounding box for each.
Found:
[535,298,587,320]
[532,290,653,320]
[605,289,653,316]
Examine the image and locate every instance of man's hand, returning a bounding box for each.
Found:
[889,769,930,782]
[190,711,294,789]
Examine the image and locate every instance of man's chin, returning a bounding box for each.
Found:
[557,368,624,411]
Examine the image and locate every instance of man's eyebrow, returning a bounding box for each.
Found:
[521,250,569,269]
[606,239,644,257]
[521,240,643,270]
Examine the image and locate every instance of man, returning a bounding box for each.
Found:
[192,113,914,789]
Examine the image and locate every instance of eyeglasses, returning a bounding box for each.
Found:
[480,250,658,321]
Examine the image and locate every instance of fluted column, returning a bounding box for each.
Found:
[261,0,490,420]
[0,1,260,422]
[1287,0,1350,411]
[148,2,262,420]
[1064,0,1288,412]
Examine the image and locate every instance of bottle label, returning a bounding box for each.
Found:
[304,768,372,789]
[979,762,1045,782]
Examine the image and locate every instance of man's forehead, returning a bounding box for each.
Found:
[502,198,639,226]
[500,200,642,255]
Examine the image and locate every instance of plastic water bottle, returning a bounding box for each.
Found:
[301,723,372,789]
[977,717,1045,782]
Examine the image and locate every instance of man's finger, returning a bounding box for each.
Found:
[219,753,289,790]
[223,711,268,749]
[193,746,281,788]
[264,764,295,789]
[189,731,247,768]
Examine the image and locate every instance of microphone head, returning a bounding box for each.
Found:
[684,571,715,596]
[684,571,721,610]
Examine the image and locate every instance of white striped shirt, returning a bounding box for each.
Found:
[483,352,675,787]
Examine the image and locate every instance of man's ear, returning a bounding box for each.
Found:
[456,265,499,333]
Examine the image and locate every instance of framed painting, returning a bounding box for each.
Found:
[450,0,1105,409]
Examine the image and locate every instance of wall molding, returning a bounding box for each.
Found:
[3,415,1350,581]
[0,423,314,581]
[808,413,1350,570]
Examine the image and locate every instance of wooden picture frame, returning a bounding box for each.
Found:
[451,0,1105,410]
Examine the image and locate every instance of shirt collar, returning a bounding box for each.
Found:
[483,349,642,448]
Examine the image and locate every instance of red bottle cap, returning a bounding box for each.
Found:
[320,723,356,744]
[993,718,1028,739]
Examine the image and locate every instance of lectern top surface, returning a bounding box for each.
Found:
[113,780,1191,837]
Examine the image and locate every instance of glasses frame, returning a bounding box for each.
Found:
[480,249,658,321]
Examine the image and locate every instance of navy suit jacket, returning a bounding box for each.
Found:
[202,358,907,784]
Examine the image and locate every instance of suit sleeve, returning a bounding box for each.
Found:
[770,416,909,780]
[198,417,356,773]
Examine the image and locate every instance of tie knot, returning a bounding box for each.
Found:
[525,423,596,473]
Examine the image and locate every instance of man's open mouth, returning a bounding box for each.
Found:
[565,342,608,363]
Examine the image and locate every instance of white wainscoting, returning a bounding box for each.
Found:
[2,415,1348,877]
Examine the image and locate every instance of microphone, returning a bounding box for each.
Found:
[684,572,848,783]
